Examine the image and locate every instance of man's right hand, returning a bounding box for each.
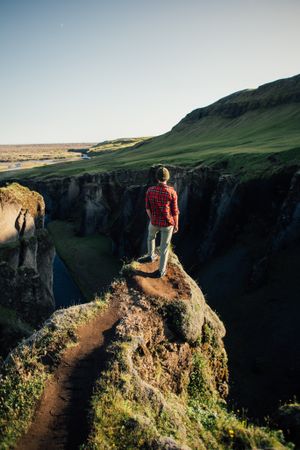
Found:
[173,226,179,234]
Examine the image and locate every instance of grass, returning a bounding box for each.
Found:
[1,102,299,182]
[88,137,151,155]
[47,220,122,299]
[0,138,148,174]
[84,330,290,450]
[0,296,107,450]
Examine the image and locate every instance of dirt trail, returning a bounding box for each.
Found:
[16,303,120,450]
[132,261,191,300]
[15,260,186,450]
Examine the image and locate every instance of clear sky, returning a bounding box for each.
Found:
[1,0,299,144]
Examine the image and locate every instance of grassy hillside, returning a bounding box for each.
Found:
[1,74,299,181]
[88,137,151,155]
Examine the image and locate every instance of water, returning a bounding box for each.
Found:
[53,254,84,308]
[46,214,84,308]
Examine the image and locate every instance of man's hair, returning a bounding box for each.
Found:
[156,166,170,182]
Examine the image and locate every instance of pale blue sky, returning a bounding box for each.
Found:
[1,0,299,144]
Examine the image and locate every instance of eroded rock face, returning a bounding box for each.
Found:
[272,169,300,251]
[120,252,228,399]
[26,165,299,268]
[0,183,55,326]
[11,164,300,420]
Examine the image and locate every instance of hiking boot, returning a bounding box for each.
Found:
[138,255,158,263]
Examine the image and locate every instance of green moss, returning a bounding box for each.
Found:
[188,353,213,403]
[163,298,203,344]
[84,332,291,450]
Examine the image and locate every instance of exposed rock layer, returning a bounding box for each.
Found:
[0,183,55,328]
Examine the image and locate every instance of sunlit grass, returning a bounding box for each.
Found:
[0,103,299,182]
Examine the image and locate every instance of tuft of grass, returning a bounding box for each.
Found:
[0,296,107,449]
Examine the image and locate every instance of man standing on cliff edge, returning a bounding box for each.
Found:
[139,166,179,278]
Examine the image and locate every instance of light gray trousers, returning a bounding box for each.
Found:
[147,223,174,273]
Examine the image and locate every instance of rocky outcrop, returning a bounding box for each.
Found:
[0,182,44,244]
[0,183,55,327]
[83,254,287,449]
[1,252,290,449]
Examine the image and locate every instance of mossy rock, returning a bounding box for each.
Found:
[164,297,204,344]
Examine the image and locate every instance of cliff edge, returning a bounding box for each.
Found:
[0,183,55,357]
[0,252,290,449]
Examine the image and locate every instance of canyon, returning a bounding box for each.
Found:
[0,74,299,448]
[4,161,298,422]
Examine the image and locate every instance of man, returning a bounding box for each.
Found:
[139,166,179,278]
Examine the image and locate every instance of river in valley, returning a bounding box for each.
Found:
[53,254,84,308]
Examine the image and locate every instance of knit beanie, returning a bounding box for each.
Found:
[156,166,170,182]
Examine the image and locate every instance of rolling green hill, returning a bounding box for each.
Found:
[88,137,151,155]
[2,74,299,181]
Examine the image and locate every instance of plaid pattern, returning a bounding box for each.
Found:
[145,184,179,227]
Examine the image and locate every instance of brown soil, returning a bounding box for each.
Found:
[16,302,120,450]
[132,261,191,300]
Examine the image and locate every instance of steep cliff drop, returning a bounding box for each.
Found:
[24,164,300,421]
[0,183,55,357]
[1,253,290,450]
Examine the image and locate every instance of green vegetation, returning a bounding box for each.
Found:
[84,255,292,449]
[88,137,151,155]
[84,318,290,450]
[1,101,299,182]
[0,297,107,450]
[47,220,121,299]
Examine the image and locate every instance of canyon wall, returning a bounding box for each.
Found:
[0,183,55,327]
[28,164,299,268]
[19,163,300,419]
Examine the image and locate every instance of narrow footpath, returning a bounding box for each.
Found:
[15,258,184,450]
[16,303,120,450]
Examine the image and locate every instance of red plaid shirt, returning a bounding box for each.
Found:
[145,183,179,227]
